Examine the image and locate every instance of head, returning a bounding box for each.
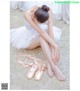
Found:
[34,5,50,23]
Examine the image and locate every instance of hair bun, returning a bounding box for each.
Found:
[42,5,50,12]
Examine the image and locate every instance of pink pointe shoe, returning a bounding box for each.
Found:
[35,64,46,80]
[35,70,44,81]
[16,54,47,80]
[27,63,38,79]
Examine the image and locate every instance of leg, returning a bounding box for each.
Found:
[26,36,54,77]
[26,37,40,50]
[26,36,65,80]
[39,36,65,81]
[26,36,55,65]
[46,60,54,77]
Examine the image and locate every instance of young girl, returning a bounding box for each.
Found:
[10,5,65,81]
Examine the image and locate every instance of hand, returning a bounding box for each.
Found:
[51,48,56,64]
[54,46,60,64]
[51,47,59,64]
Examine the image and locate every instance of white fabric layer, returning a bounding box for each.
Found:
[10,21,62,49]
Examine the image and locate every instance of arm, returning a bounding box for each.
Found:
[48,10,60,63]
[48,10,55,50]
[24,11,58,49]
[48,10,54,39]
[48,10,58,51]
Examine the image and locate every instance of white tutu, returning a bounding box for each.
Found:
[10,21,62,49]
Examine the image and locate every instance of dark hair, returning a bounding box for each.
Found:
[34,5,50,23]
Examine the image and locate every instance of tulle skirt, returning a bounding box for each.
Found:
[10,24,62,49]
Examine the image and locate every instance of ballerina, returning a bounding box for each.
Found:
[10,5,65,81]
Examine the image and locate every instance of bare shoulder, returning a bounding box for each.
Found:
[23,5,40,21]
[23,9,32,20]
[24,6,39,15]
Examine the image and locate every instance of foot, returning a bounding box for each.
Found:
[53,65,66,81]
[49,61,66,81]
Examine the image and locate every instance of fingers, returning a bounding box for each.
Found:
[52,52,58,64]
[52,53,56,64]
[51,49,56,64]
[52,48,60,64]
[57,48,60,62]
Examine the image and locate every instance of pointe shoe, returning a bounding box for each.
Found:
[35,64,46,81]
[27,64,38,79]
[35,70,44,81]
[16,54,47,80]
